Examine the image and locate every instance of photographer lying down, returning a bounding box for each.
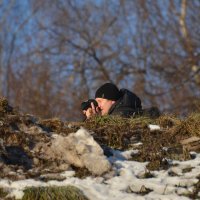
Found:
[81,82,142,120]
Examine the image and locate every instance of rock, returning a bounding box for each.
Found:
[128,184,153,195]
[40,173,67,182]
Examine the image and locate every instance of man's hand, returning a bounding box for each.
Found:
[83,102,100,119]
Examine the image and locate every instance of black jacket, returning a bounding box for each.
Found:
[108,89,142,117]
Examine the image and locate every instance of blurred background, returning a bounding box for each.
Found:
[0,0,199,121]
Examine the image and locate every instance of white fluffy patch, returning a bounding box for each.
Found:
[35,128,111,175]
[148,124,161,131]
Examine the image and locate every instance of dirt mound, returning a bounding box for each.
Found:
[80,114,200,170]
[1,97,200,179]
[0,98,109,180]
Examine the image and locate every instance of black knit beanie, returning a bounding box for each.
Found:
[95,83,121,101]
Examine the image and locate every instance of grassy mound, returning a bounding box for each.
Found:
[1,96,200,172]
[22,186,89,200]
[1,97,200,198]
[79,113,200,170]
[39,113,200,171]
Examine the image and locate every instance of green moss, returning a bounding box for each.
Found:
[22,186,89,200]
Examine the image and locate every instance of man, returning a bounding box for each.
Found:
[83,82,142,119]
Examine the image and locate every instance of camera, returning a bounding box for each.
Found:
[81,99,98,111]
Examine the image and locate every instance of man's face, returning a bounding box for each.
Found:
[95,98,115,116]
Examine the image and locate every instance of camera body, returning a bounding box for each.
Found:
[81,99,98,111]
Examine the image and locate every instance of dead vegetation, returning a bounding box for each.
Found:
[0,187,9,199]
[22,186,89,200]
[1,97,200,173]
[1,97,200,198]
[80,113,200,171]
[1,97,200,172]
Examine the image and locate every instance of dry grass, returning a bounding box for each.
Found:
[1,95,200,172]
[1,98,200,198]
[22,186,89,200]
[0,188,8,198]
[79,113,200,171]
[71,166,91,179]
[82,115,154,149]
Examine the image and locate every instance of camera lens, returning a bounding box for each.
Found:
[81,99,98,111]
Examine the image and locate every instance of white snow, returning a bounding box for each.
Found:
[0,129,200,200]
[148,124,161,131]
[34,128,111,175]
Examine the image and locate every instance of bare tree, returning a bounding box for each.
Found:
[1,0,199,120]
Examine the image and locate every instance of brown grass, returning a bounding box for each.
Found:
[1,97,200,174]
[78,113,200,171]
[22,186,89,200]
